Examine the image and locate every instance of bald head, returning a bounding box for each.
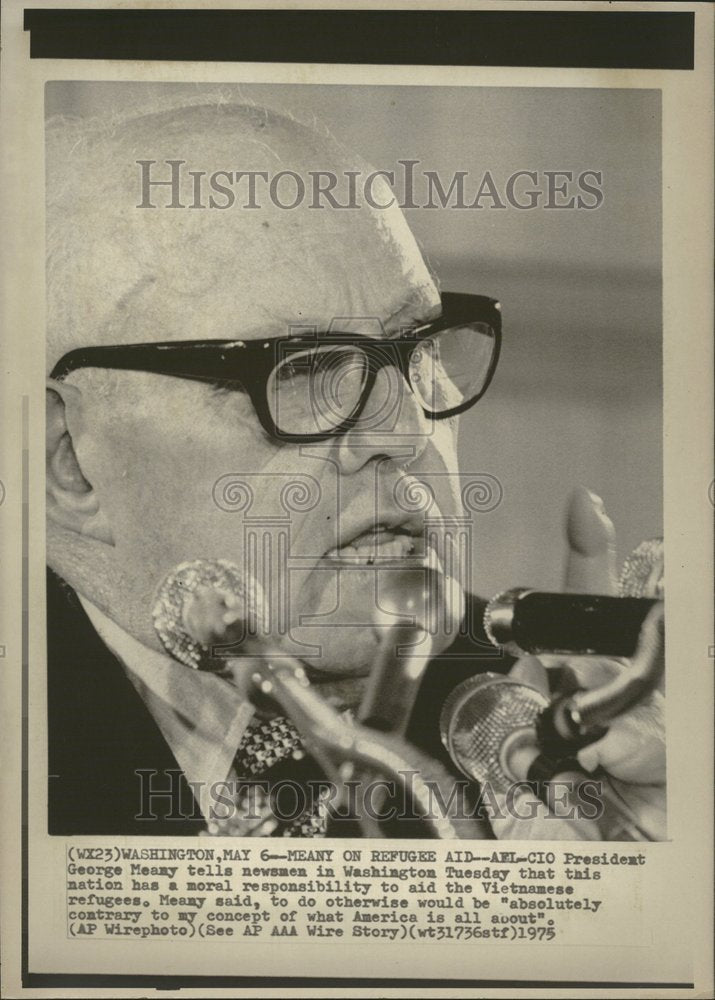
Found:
[46,102,438,374]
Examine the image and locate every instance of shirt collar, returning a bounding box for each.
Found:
[79,596,255,820]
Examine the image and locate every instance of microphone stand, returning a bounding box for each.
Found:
[237,562,489,838]
[153,556,488,838]
[240,650,485,839]
[351,566,489,839]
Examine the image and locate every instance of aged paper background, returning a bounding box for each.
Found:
[1,1,712,996]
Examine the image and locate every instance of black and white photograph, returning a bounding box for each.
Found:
[45,80,666,841]
[1,3,712,996]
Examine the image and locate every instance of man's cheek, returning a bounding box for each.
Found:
[106,472,232,568]
[430,419,460,472]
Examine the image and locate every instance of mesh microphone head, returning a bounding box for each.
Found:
[152,559,265,669]
[618,536,664,599]
[440,673,549,794]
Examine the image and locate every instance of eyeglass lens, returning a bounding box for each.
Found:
[267,321,495,437]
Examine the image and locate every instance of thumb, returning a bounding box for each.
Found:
[564,486,618,595]
[576,742,601,773]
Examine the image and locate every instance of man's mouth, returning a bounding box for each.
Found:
[323,524,423,565]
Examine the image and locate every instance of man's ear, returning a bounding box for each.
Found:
[46,381,114,545]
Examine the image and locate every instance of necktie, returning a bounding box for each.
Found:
[203,715,330,837]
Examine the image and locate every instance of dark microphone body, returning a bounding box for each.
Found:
[484,535,664,658]
[484,589,658,658]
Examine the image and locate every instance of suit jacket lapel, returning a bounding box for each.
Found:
[47,569,205,835]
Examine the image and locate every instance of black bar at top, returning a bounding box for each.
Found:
[23,9,694,69]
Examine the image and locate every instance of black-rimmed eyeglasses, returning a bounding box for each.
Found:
[50,292,501,443]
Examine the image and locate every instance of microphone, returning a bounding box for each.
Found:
[441,602,663,781]
[440,607,664,840]
[483,537,664,657]
[152,558,268,671]
[484,590,657,658]
[358,564,464,736]
[440,538,665,839]
[152,558,487,839]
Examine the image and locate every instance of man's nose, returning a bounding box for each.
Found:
[335,363,431,474]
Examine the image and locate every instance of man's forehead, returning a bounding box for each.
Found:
[95,225,439,347]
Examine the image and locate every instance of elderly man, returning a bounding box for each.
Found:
[45,101,665,838]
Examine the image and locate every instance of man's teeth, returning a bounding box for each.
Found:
[325,534,417,563]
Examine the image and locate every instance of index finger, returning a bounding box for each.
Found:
[564,486,618,595]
